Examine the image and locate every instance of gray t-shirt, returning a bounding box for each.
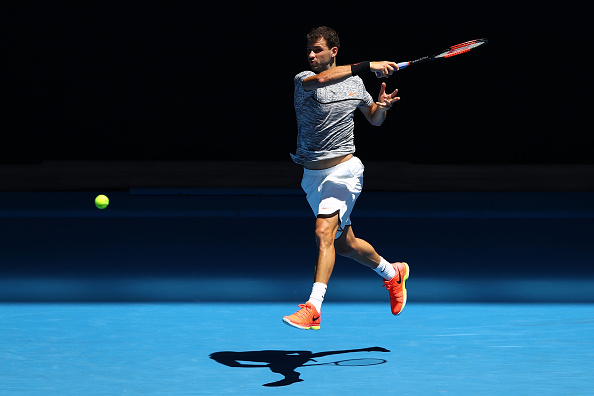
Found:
[291,71,375,165]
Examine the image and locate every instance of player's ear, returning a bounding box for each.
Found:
[331,47,338,57]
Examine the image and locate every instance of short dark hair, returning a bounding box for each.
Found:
[307,26,340,49]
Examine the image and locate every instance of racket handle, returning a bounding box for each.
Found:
[374,62,410,77]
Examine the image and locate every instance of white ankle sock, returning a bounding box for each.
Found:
[373,257,396,280]
[307,282,326,313]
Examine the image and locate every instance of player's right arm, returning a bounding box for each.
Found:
[302,65,352,91]
[302,61,398,91]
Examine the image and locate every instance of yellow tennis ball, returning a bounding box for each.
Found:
[95,194,109,209]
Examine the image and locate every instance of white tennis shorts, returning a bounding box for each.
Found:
[301,156,364,239]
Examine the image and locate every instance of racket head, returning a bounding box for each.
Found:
[434,38,488,59]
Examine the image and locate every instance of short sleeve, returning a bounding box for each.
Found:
[294,71,316,109]
[356,77,375,108]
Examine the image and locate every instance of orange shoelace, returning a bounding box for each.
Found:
[293,304,315,320]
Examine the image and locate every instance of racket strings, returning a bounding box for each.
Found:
[445,47,473,57]
[444,40,486,58]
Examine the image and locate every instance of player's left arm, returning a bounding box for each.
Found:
[360,82,400,126]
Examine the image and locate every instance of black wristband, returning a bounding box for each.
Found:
[351,61,371,76]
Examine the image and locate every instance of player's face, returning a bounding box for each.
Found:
[306,38,337,73]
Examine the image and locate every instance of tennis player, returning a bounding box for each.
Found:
[283,26,409,330]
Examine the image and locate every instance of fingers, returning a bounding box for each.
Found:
[377,94,401,109]
[374,61,399,78]
[379,82,387,95]
[387,61,399,74]
[386,96,401,105]
[382,62,396,77]
[375,68,401,109]
[378,84,399,107]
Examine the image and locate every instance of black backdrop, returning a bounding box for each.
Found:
[2,2,590,164]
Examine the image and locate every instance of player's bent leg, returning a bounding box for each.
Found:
[334,225,381,269]
[336,226,410,316]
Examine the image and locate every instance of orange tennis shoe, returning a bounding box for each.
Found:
[282,302,321,330]
[383,262,409,315]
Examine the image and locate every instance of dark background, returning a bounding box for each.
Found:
[2,2,590,165]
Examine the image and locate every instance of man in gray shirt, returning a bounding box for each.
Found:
[283,26,410,330]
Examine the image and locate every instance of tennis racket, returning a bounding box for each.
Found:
[377,38,488,76]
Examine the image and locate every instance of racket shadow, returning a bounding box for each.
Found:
[209,346,390,387]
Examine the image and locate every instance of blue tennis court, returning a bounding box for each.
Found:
[1,190,593,394]
[1,303,593,395]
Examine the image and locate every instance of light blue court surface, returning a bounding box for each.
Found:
[1,302,593,395]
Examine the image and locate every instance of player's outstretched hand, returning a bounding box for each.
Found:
[376,82,400,109]
[370,61,399,78]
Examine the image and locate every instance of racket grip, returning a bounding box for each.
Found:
[375,62,410,77]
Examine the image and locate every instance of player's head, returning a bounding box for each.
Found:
[306,26,340,73]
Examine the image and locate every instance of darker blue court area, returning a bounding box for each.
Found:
[0,190,593,303]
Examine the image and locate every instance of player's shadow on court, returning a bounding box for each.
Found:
[209,346,390,387]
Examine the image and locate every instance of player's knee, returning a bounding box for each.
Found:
[314,226,333,245]
[314,221,337,247]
